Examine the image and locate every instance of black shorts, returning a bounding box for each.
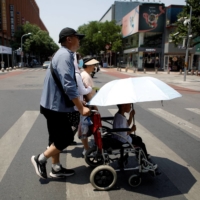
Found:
[40,106,80,151]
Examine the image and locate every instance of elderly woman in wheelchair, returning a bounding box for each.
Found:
[84,105,160,191]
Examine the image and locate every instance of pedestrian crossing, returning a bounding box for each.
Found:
[0,107,200,199]
[0,68,47,74]
[108,108,200,200]
[0,111,39,182]
[149,108,200,139]
[186,108,200,115]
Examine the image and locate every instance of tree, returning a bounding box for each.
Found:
[77,21,122,57]
[11,23,59,62]
[171,0,200,47]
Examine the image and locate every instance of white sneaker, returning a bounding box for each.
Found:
[147,154,151,160]
[82,149,87,157]
[142,164,157,173]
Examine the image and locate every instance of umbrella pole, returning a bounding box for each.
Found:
[132,103,136,135]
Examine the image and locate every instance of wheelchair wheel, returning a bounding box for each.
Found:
[85,147,104,168]
[101,126,111,133]
[128,174,141,187]
[90,165,117,191]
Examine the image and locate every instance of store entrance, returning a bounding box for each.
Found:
[164,55,185,71]
[143,53,160,69]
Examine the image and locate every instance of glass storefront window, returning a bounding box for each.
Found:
[168,56,184,71]
[143,52,160,68]
[123,33,139,49]
[142,32,162,48]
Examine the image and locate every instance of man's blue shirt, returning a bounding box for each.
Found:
[40,46,79,112]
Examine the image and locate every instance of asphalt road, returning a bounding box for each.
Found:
[0,67,199,200]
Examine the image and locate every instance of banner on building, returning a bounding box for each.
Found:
[122,6,139,38]
[10,5,15,37]
[139,4,165,32]
[0,45,12,54]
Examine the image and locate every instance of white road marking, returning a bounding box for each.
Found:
[0,111,39,182]
[99,69,107,72]
[186,108,200,115]
[108,108,200,200]
[66,136,110,200]
[149,108,200,139]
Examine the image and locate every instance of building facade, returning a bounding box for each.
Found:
[0,0,48,47]
[121,3,165,70]
[100,1,200,71]
[100,1,141,24]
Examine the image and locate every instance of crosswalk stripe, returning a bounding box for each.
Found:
[149,108,200,139]
[108,108,200,200]
[0,111,39,182]
[186,108,200,115]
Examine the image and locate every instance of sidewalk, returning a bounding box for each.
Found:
[102,67,200,92]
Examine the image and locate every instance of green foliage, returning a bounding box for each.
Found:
[171,0,200,47]
[77,21,122,56]
[10,23,59,60]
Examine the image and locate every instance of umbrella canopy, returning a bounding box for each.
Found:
[88,77,182,106]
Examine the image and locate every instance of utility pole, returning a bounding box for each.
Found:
[184,5,192,81]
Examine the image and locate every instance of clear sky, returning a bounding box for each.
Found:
[35,0,186,46]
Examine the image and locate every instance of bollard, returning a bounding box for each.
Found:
[125,67,128,72]
[155,68,158,74]
[187,70,189,75]
[9,67,12,71]
[168,70,170,74]
[133,68,136,73]
[196,70,199,76]
[144,68,146,74]
[180,69,182,75]
[191,69,194,75]
[6,67,9,71]
[1,68,4,72]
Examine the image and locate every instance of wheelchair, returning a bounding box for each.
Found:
[84,111,159,191]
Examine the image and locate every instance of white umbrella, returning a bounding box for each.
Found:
[88,77,182,106]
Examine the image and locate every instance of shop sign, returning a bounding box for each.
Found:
[105,44,110,50]
[178,45,186,49]
[145,49,156,52]
[132,48,138,52]
[0,45,12,54]
[2,0,7,32]
[17,12,20,25]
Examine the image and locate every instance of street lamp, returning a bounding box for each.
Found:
[21,32,31,67]
[178,2,192,81]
